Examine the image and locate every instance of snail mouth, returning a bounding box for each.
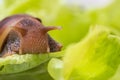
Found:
[0,30,20,57]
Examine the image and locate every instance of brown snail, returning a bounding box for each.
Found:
[0,14,62,57]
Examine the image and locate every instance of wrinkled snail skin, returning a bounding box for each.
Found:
[0,14,62,57]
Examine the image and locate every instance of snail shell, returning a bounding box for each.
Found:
[0,14,62,56]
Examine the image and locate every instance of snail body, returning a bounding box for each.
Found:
[0,14,62,57]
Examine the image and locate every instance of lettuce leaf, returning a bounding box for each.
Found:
[0,51,64,80]
[0,54,49,74]
[0,60,53,80]
[63,26,120,80]
[48,58,64,80]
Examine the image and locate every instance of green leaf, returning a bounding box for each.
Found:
[0,60,53,80]
[0,54,49,74]
[48,58,64,80]
[110,65,120,80]
[0,51,63,80]
[63,25,120,80]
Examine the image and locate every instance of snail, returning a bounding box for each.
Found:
[0,14,62,57]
